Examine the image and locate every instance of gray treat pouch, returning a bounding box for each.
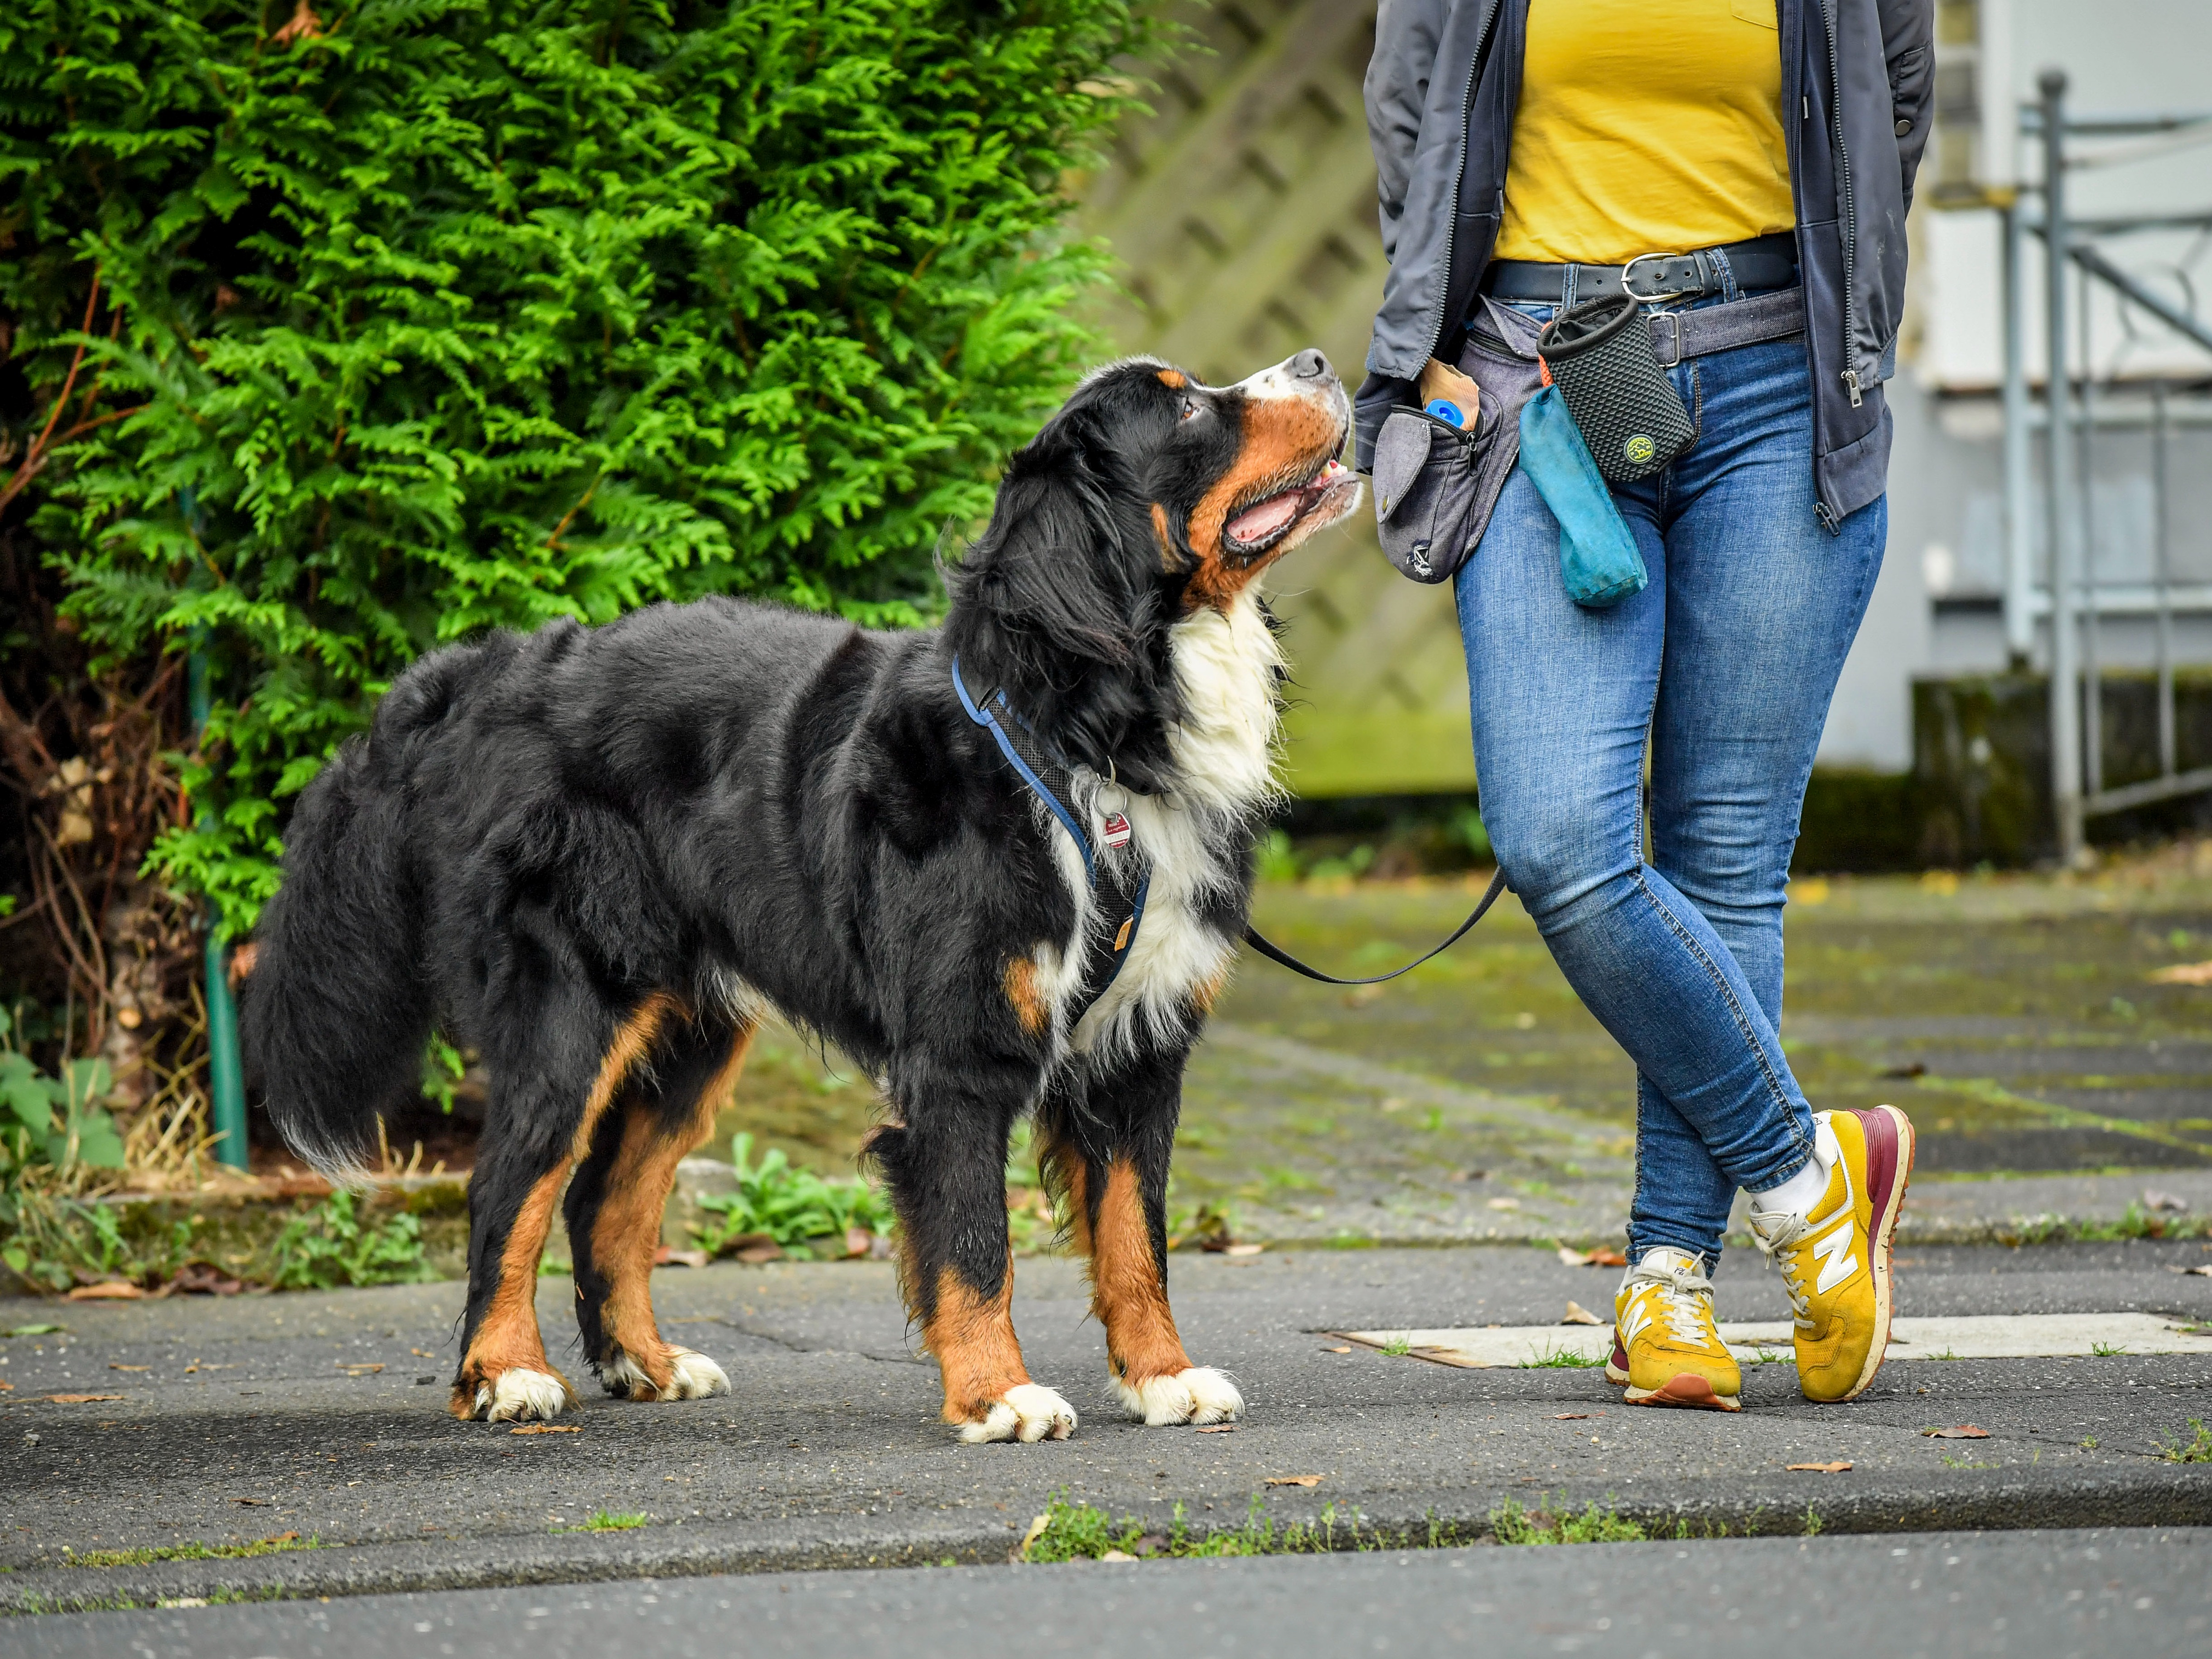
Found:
[1372,300,1545,584]
[1373,409,1483,583]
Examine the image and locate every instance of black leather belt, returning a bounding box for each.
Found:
[1484,233,1799,304]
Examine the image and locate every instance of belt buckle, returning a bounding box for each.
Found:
[1652,311,1686,368]
[1620,250,1687,304]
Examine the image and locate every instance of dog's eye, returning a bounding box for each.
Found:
[1180,400,1198,422]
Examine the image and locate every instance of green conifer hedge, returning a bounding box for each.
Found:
[1,0,1150,931]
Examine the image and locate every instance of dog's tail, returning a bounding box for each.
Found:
[238,734,432,1178]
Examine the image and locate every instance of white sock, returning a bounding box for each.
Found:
[1751,1129,1835,1219]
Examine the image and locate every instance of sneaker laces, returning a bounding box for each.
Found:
[1751,1209,1815,1327]
[1625,1257,1719,1347]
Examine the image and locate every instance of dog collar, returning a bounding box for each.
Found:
[952,656,1149,1027]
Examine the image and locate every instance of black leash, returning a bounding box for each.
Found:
[1241,867,1510,986]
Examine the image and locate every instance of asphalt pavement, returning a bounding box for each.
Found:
[3,1242,2208,1612]
[10,1527,2207,1659]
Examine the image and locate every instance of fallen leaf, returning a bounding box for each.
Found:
[338,1363,384,1376]
[109,1364,150,1372]
[1583,1248,1628,1267]
[509,1424,582,1436]
[1196,1423,1237,1434]
[1321,1345,1352,1354]
[652,1246,710,1269]
[1880,1061,1928,1079]
[231,1497,270,1506]
[1264,1475,1323,1488]
[1552,1413,1590,1420]
[1560,1301,1604,1326]
[1920,1425,1990,1439]
[1786,1461,1853,1473]
[1487,1197,1521,1211]
[5,1324,65,1337]
[45,1393,123,1403]
[2168,1264,2212,1277]
[257,1532,302,1545]
[844,1227,874,1259]
[167,1262,245,1296]
[2143,1190,2188,1213]
[2149,960,2212,985]
[1556,1244,1587,1267]
[66,1282,143,1301]
[0,1380,12,1392]
[412,1348,436,1358]
[1017,1512,1052,1558]
[1100,1548,1138,1562]
[1223,1243,1264,1258]
[270,0,325,47]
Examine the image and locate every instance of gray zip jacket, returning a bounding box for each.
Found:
[1358,0,1932,528]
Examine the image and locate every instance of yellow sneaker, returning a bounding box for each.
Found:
[1612,1247,1741,1411]
[1749,1106,1916,1404]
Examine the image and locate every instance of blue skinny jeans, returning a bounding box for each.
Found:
[1454,295,1885,1266]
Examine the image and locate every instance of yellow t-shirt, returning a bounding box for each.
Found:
[1493,0,1794,266]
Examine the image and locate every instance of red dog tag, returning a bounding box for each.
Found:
[1101,813,1132,848]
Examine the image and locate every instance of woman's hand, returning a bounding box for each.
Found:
[1418,357,1481,424]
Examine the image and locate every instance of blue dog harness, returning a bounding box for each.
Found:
[953,657,1151,1027]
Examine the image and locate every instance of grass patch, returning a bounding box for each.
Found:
[1490,1497,1647,1545]
[61,1535,319,1570]
[1522,1344,1602,1370]
[2091,1341,2128,1358]
[1378,1336,1412,1357]
[2160,1419,2212,1464]
[573,1510,648,1532]
[1017,1492,1449,1562]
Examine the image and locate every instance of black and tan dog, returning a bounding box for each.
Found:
[240,350,1360,1441]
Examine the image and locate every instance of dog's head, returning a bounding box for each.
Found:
[946,351,1360,789]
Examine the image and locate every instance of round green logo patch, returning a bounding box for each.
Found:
[1623,433,1657,466]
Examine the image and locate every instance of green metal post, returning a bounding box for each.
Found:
[189,646,250,1169]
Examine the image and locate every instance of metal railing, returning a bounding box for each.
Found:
[2000,72,2212,861]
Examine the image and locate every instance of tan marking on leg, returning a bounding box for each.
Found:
[593,1027,754,1397]
[1088,1158,1191,1386]
[567,992,681,1164]
[449,993,678,1418]
[451,1161,575,1418]
[1004,956,1050,1036]
[924,1259,1031,1424]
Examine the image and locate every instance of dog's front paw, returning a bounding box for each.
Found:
[454,1366,575,1423]
[601,1345,729,1402]
[1113,1365,1242,1427]
[958,1382,1078,1444]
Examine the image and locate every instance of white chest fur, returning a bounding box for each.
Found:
[1050,590,1282,1060]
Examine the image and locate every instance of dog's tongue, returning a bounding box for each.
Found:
[1226,491,1301,545]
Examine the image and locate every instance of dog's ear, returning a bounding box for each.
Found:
[945,409,1179,790]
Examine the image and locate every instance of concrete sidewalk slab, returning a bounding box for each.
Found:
[1339,1311,2212,1369]
[3,1242,2210,1612]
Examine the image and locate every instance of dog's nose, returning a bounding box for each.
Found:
[1288,348,1331,381]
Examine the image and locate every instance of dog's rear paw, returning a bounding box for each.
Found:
[958,1382,1078,1444]
[1114,1365,1242,1427]
[457,1367,574,1423]
[601,1346,729,1402]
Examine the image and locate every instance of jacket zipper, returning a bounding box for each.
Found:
[1820,0,1862,408]
[1421,0,1503,370]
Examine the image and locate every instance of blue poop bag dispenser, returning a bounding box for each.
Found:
[1516,385,1647,608]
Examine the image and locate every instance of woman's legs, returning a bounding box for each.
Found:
[1634,341,1885,1264]
[1455,331,1881,1267]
